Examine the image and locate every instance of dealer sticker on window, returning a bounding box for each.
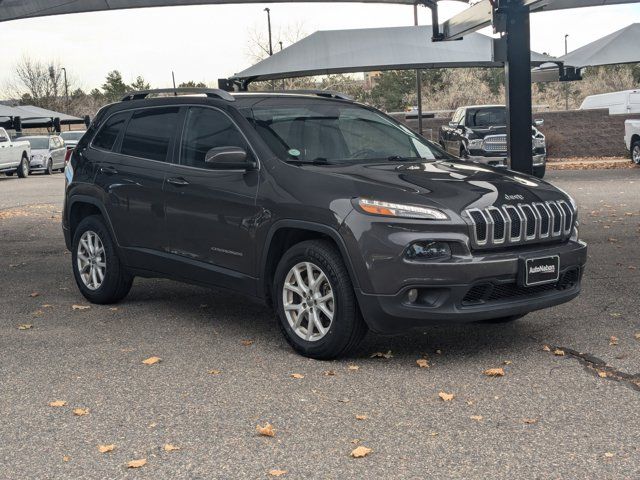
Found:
[523,255,560,286]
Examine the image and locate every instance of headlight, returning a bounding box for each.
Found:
[533,138,546,148]
[357,198,448,220]
[468,139,483,149]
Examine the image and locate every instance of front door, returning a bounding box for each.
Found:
[164,106,260,287]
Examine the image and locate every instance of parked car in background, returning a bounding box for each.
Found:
[0,127,31,178]
[63,88,586,359]
[60,130,86,149]
[21,135,66,174]
[580,90,640,115]
[439,105,547,178]
[625,119,640,165]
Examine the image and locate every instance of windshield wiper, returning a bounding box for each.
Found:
[387,155,423,162]
[285,157,331,165]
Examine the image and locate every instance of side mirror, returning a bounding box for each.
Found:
[204,146,254,170]
[534,119,544,127]
[0,136,8,143]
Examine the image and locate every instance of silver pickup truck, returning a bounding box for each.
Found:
[625,119,640,165]
[0,127,31,178]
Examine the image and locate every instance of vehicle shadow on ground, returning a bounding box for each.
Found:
[121,277,551,362]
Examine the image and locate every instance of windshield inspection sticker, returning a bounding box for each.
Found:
[288,149,301,157]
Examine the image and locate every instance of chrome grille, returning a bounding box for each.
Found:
[483,134,507,152]
[465,200,574,249]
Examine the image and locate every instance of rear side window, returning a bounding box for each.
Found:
[121,107,179,162]
[180,107,248,168]
[93,112,128,151]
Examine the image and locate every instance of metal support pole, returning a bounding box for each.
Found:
[414,4,423,135]
[61,67,68,114]
[264,8,273,56]
[504,2,533,175]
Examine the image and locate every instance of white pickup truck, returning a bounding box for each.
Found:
[0,127,31,178]
[625,119,640,165]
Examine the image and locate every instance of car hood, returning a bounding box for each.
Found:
[306,160,569,215]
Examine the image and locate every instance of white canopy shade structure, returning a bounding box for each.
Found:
[559,23,640,68]
[231,26,556,83]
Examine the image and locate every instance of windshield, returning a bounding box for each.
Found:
[466,107,506,127]
[61,131,85,141]
[22,137,49,149]
[250,101,449,164]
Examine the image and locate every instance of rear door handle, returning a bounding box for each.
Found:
[100,166,118,175]
[167,177,190,186]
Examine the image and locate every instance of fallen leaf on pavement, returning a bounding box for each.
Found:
[71,304,90,310]
[503,360,512,365]
[634,332,640,341]
[42,304,53,308]
[18,324,33,330]
[553,349,565,356]
[73,408,89,416]
[49,400,67,407]
[29,292,40,298]
[163,444,180,452]
[323,370,336,376]
[435,349,443,355]
[523,418,538,424]
[483,368,505,377]
[63,456,70,462]
[470,415,483,422]
[604,452,615,458]
[142,356,161,365]
[355,415,367,420]
[609,336,619,346]
[208,369,222,375]
[290,373,304,379]
[416,358,430,368]
[269,470,287,477]
[370,350,393,359]
[127,459,147,468]
[597,371,608,378]
[351,446,372,458]
[109,307,118,311]
[347,365,360,371]
[256,423,275,437]
[542,345,551,352]
[241,340,254,346]
[438,392,454,402]
[98,445,116,453]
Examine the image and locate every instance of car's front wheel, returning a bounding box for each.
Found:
[16,155,29,178]
[533,165,546,178]
[274,240,367,360]
[45,159,53,175]
[72,215,133,304]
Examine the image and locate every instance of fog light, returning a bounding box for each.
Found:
[405,241,451,260]
[407,289,418,303]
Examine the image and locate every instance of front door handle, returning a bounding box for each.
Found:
[100,165,118,175]
[167,177,190,186]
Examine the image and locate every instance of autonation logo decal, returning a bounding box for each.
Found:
[529,264,556,274]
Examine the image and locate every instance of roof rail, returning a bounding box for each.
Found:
[121,88,235,102]
[274,90,354,101]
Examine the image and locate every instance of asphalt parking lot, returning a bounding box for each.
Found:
[1,168,639,479]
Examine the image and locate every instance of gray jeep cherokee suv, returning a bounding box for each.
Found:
[62,88,587,359]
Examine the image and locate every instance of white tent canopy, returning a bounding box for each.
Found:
[232,26,556,82]
[559,23,640,68]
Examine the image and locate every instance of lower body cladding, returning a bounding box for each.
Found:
[354,240,587,334]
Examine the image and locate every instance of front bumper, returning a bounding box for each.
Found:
[354,240,587,334]
[467,153,546,168]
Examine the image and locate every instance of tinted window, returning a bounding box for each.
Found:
[180,107,248,168]
[121,107,179,162]
[466,107,507,127]
[93,112,128,151]
[61,131,85,141]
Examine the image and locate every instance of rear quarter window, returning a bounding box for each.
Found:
[92,112,129,151]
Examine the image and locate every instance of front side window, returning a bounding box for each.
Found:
[121,107,179,162]
[251,101,449,164]
[93,112,128,151]
[180,107,248,168]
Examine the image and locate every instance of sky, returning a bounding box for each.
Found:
[0,1,639,96]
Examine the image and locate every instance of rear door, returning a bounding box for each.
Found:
[52,136,66,169]
[95,106,180,258]
[163,105,260,289]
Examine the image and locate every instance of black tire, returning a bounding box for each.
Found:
[533,165,546,179]
[480,314,526,324]
[631,140,640,165]
[71,215,133,304]
[273,240,367,360]
[16,155,29,178]
[45,159,53,175]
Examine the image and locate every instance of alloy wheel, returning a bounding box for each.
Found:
[282,262,335,342]
[633,145,640,165]
[77,230,106,290]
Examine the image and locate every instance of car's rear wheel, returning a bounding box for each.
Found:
[632,140,640,165]
[72,215,133,304]
[45,159,53,175]
[274,240,367,360]
[16,155,29,178]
